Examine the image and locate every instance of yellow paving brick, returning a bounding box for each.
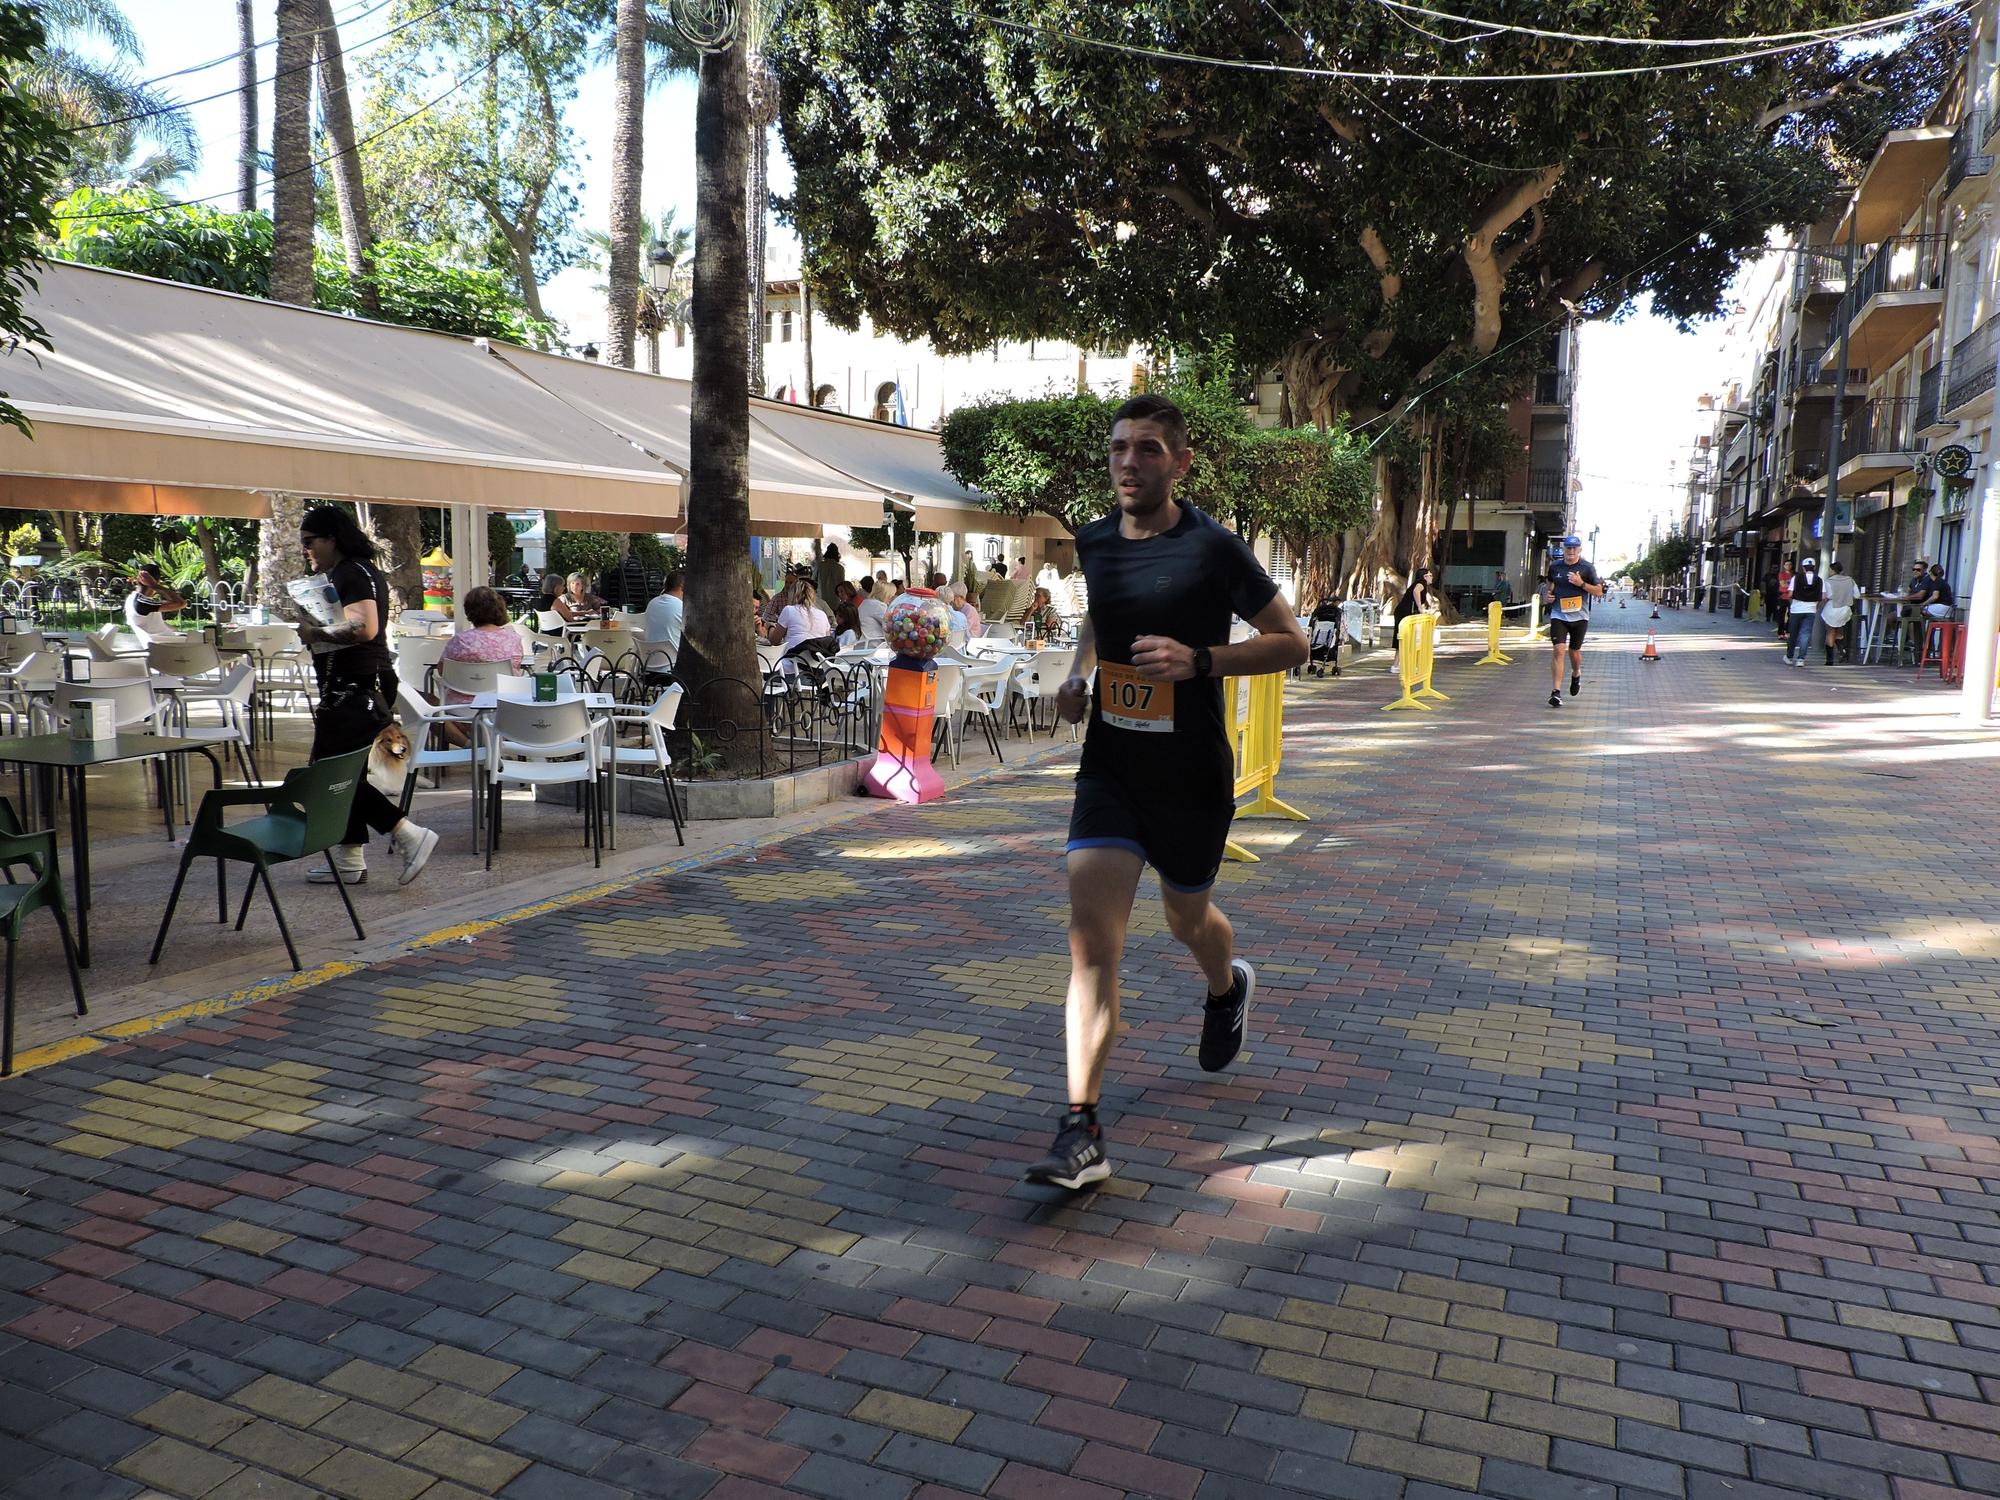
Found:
[1497,1338,1615,1383]
[1437,1353,1555,1401]
[1348,1431,1481,1490]
[1401,1272,1504,1310]
[1299,1389,1423,1439]
[557,1249,657,1288]
[235,1374,347,1427]
[198,1221,294,1254]
[405,1387,524,1442]
[1554,1377,1680,1426]
[1445,1305,1560,1345]
[313,1401,437,1459]
[1837,1304,1959,1343]
[635,1237,728,1275]
[852,1390,974,1443]
[1488,1393,1616,1446]
[1320,1331,1438,1377]
[304,1446,435,1500]
[136,1390,254,1445]
[1385,1316,1498,1360]
[115,1436,245,1497]
[408,1346,519,1395]
[403,1430,533,1490]
[1422,1410,1550,1468]
[218,1418,343,1477]
[1256,1349,1374,1394]
[552,1193,639,1227]
[1279,1297,1388,1339]
[1343,1287,1449,1324]
[1368,1369,1490,1420]
[1217,1313,1325,1355]
[555,1221,648,1256]
[323,1360,435,1411]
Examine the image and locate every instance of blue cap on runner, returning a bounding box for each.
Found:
[1562,534,1583,547]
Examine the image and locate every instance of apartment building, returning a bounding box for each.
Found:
[1701,4,2000,611]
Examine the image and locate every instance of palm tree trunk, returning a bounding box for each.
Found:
[306,0,378,316]
[236,0,257,211]
[356,504,424,618]
[268,0,315,306]
[801,274,815,404]
[194,518,223,591]
[746,124,767,394]
[678,35,758,736]
[605,0,646,368]
[262,0,317,609]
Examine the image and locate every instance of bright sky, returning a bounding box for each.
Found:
[1573,299,1730,566]
[109,2,1727,527]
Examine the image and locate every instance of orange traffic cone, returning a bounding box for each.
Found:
[1641,630,1661,662]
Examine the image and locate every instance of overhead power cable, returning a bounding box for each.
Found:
[965,2,1968,85]
[129,0,395,89]
[1372,0,1968,50]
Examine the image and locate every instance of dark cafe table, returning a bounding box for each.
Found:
[0,733,224,966]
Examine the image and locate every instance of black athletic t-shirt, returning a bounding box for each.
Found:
[322,557,392,679]
[1075,503,1280,787]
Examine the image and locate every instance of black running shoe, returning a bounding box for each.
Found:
[1200,959,1254,1072]
[1023,1118,1110,1189]
[1548,691,1562,709]
[1568,673,1581,697]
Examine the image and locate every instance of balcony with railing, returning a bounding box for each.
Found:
[1526,467,1567,508]
[1790,249,1847,303]
[1950,110,1993,198]
[1838,396,1917,491]
[1533,368,1570,406]
[1916,361,1944,432]
[1946,317,2000,412]
[1836,234,1946,369]
[1796,345,1866,391]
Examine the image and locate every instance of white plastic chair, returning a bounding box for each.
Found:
[168,661,262,795]
[484,698,608,870]
[0,629,45,667]
[606,686,686,847]
[958,659,1013,760]
[396,635,449,690]
[86,624,150,660]
[36,678,169,737]
[438,657,505,699]
[1009,647,1075,733]
[395,681,484,838]
[237,623,312,731]
[930,662,966,766]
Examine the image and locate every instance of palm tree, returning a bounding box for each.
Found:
[585,207,692,370]
[676,0,758,717]
[236,0,256,209]
[24,0,201,192]
[258,0,318,607]
[605,0,648,368]
[307,0,381,317]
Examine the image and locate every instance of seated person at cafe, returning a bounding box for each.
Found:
[434,585,525,745]
[857,582,889,641]
[644,570,684,672]
[1893,559,1930,659]
[766,580,832,666]
[948,581,982,638]
[126,563,185,638]
[830,579,863,642]
[553,571,605,624]
[1020,586,1063,641]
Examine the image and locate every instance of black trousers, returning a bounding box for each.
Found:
[313,669,402,846]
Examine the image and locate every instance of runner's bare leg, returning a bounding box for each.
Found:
[1065,846,1143,1105]
[1162,885,1234,994]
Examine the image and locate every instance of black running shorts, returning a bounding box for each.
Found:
[1549,618,1588,649]
[1066,772,1234,893]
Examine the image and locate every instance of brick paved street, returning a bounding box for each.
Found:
[5,604,2000,1500]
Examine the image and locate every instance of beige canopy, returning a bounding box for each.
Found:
[0,261,681,518]
[0,259,1015,541]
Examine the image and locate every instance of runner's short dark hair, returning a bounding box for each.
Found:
[1110,394,1189,453]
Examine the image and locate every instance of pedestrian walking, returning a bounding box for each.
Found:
[1820,561,1858,665]
[1024,394,1306,1190]
[1784,556,1823,666]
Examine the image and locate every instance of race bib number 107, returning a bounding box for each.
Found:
[1098,661,1174,732]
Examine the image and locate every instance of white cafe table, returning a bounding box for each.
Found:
[456,689,620,853]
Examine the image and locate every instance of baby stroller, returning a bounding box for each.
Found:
[1306,605,1343,677]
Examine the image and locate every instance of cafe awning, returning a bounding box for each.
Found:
[482,346,885,528]
[746,398,1064,538]
[0,260,682,518]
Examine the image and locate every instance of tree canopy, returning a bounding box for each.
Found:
[777,1,1958,429]
[47,188,554,344]
[0,1,73,436]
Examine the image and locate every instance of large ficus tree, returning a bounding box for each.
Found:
[777,1,1962,587]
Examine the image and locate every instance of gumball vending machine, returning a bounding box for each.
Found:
[864,589,952,804]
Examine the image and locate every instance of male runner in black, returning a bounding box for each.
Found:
[1544,533,1605,709]
[1024,395,1309,1189]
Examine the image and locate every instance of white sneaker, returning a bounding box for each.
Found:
[392,823,439,886]
[307,846,367,884]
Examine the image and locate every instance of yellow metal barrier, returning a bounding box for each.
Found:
[1222,672,1309,863]
[1519,592,1541,642]
[1383,614,1449,711]
[1476,599,1514,666]
[1748,588,1763,619]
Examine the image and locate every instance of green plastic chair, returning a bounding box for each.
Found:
[0,796,86,1075]
[150,748,370,973]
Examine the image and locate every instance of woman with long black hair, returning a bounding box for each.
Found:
[294,505,439,886]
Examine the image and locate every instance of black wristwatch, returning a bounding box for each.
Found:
[1192,646,1213,679]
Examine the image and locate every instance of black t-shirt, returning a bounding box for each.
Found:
[1075,503,1280,787]
[323,557,392,679]
[1929,574,1955,606]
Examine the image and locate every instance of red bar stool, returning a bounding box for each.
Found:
[1919,620,1962,680]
